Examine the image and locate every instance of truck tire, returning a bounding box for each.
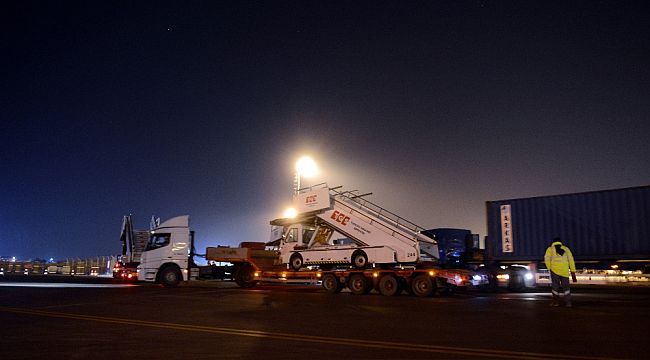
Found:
[289,253,303,271]
[508,273,525,292]
[160,266,182,288]
[437,278,455,296]
[411,274,435,297]
[348,273,371,295]
[351,250,368,269]
[477,272,498,292]
[234,264,258,288]
[378,274,401,296]
[321,273,342,294]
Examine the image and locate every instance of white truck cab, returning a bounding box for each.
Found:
[137,215,192,287]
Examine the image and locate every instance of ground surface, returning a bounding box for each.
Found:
[1,275,648,359]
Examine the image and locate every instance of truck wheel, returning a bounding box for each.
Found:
[437,278,455,296]
[480,273,498,292]
[351,251,368,269]
[476,272,497,292]
[289,253,303,271]
[322,273,342,294]
[508,273,525,292]
[234,264,258,288]
[160,267,182,288]
[378,274,401,296]
[411,274,435,297]
[348,273,371,295]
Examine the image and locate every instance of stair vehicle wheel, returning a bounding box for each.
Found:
[321,273,342,294]
[160,267,182,288]
[289,253,303,271]
[411,274,435,297]
[348,273,370,295]
[351,250,368,269]
[378,274,402,296]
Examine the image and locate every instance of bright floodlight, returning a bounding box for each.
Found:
[295,156,318,177]
[283,207,298,219]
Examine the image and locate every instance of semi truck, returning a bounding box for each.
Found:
[136,184,482,296]
[480,185,650,290]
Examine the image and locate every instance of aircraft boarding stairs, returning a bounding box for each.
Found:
[295,184,439,265]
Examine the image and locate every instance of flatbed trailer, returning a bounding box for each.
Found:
[206,245,473,297]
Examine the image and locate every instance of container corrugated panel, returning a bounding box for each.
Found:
[486,186,650,262]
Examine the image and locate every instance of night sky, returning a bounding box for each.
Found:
[3,1,649,260]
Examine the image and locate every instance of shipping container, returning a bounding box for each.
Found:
[485,185,650,268]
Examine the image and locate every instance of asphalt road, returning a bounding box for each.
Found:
[1,275,649,360]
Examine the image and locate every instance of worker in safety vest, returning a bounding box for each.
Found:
[544,237,577,307]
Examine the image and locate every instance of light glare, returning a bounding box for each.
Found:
[525,272,534,280]
[295,156,318,178]
[283,207,298,218]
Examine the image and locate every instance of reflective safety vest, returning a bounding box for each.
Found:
[544,241,576,278]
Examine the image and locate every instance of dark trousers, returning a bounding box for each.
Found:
[550,272,571,305]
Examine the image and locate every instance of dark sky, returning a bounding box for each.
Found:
[3,1,649,259]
